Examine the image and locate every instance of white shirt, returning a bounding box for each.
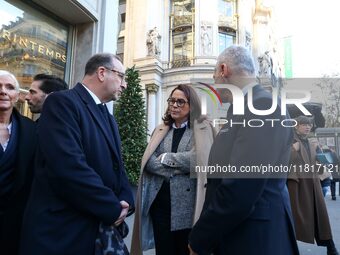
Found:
[82,84,102,104]
[1,122,12,151]
[172,121,188,129]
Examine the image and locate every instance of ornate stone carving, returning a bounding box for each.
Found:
[257,51,282,88]
[201,23,212,56]
[245,31,252,52]
[146,27,161,57]
[145,83,158,93]
[257,51,272,78]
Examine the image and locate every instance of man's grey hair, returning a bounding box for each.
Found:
[217,45,255,75]
[0,70,20,91]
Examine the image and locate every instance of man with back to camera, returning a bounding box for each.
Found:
[188,45,299,255]
[25,74,68,114]
[19,53,134,255]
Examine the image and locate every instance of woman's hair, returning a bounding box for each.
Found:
[295,115,314,125]
[0,70,20,91]
[162,84,203,127]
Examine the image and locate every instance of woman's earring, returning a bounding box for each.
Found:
[220,72,224,77]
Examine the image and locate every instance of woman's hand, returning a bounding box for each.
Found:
[292,142,299,151]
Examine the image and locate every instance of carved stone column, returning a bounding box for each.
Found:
[146,84,159,134]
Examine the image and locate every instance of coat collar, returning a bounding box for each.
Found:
[140,124,169,171]
[294,132,316,164]
[141,120,211,171]
[13,109,36,194]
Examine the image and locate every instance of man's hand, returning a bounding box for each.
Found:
[114,200,129,226]
[188,244,198,255]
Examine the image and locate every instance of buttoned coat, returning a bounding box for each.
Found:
[19,83,134,255]
[130,119,215,255]
[287,132,332,244]
[189,85,299,255]
[0,109,36,255]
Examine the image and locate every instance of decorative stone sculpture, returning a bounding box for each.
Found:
[146,27,161,57]
[245,31,252,52]
[257,50,282,88]
[201,24,212,56]
[258,51,272,78]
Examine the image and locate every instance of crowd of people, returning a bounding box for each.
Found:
[0,46,339,255]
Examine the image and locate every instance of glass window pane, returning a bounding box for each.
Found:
[0,0,69,90]
[219,32,234,53]
[173,32,192,60]
[0,0,69,118]
[219,0,234,17]
[172,0,193,27]
[172,32,192,67]
[171,1,194,68]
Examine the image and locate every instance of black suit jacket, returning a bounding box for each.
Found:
[20,83,134,255]
[189,85,299,255]
[0,109,36,255]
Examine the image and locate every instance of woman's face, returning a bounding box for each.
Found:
[295,123,312,136]
[168,89,190,124]
[0,75,19,112]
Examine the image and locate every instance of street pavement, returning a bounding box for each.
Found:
[124,182,340,255]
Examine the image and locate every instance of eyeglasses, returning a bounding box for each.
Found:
[167,97,188,107]
[104,67,125,83]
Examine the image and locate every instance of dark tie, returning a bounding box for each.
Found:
[0,146,3,159]
[98,104,111,125]
[97,104,121,156]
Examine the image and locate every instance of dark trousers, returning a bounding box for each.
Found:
[150,182,191,255]
[330,180,340,198]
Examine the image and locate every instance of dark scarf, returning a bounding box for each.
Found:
[0,113,19,212]
[295,132,312,163]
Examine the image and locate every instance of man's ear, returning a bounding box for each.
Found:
[97,67,106,82]
[220,63,231,78]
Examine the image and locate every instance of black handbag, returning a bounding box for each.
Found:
[95,222,129,255]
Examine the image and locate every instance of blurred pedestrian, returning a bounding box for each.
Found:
[318,145,333,197]
[327,147,340,200]
[25,73,68,115]
[287,115,339,255]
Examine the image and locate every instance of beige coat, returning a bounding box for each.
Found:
[130,120,215,255]
[287,133,332,244]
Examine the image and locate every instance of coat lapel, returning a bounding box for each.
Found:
[141,124,169,171]
[13,110,36,194]
[162,128,173,153]
[176,128,192,152]
[108,114,123,160]
[74,84,119,160]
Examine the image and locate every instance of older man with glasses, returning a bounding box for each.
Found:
[20,53,134,255]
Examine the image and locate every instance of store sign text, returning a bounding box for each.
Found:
[1,29,66,63]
